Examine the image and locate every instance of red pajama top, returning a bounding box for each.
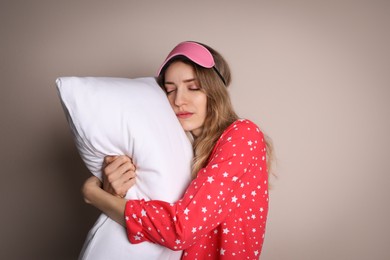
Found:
[125,119,269,259]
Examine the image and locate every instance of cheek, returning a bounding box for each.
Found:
[167,95,175,108]
[198,96,208,116]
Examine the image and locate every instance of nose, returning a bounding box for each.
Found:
[174,88,188,107]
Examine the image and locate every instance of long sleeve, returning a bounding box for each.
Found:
[125,119,269,258]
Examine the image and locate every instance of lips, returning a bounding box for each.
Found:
[176,112,193,119]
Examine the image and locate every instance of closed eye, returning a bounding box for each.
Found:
[164,83,176,94]
[188,85,200,91]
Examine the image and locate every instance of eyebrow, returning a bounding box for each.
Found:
[165,78,196,85]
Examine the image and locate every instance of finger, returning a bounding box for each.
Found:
[106,155,128,167]
[121,170,136,182]
[104,155,118,164]
[125,161,136,172]
[110,162,134,180]
[122,178,136,193]
[117,160,135,175]
[104,156,131,175]
[110,178,131,197]
[109,170,136,195]
[109,168,135,188]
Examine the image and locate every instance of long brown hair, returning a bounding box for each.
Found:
[157,43,274,178]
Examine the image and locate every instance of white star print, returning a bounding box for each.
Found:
[123,119,268,259]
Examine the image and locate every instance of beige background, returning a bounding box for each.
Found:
[1,0,389,259]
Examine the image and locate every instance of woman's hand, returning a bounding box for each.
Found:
[102,155,136,198]
[81,175,127,227]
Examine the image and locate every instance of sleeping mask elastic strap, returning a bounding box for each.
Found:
[157,41,227,86]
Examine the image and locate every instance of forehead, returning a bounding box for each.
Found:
[164,61,196,80]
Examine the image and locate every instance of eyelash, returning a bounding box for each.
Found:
[189,85,200,91]
[165,85,201,94]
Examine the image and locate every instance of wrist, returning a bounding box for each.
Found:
[82,176,103,204]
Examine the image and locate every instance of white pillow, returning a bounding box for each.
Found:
[56,77,193,260]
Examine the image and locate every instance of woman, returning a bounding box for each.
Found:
[83,41,273,259]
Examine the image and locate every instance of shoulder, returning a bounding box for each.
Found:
[220,119,264,141]
[210,119,266,157]
[207,119,266,168]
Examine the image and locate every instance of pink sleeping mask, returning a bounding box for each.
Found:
[157,41,226,85]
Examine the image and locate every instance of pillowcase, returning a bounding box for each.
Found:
[56,77,193,260]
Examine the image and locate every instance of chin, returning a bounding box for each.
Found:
[180,124,193,133]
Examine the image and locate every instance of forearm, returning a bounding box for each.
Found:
[83,176,127,226]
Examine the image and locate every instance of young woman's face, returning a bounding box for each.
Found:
[164,61,207,137]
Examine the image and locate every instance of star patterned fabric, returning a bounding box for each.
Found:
[125,119,269,259]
